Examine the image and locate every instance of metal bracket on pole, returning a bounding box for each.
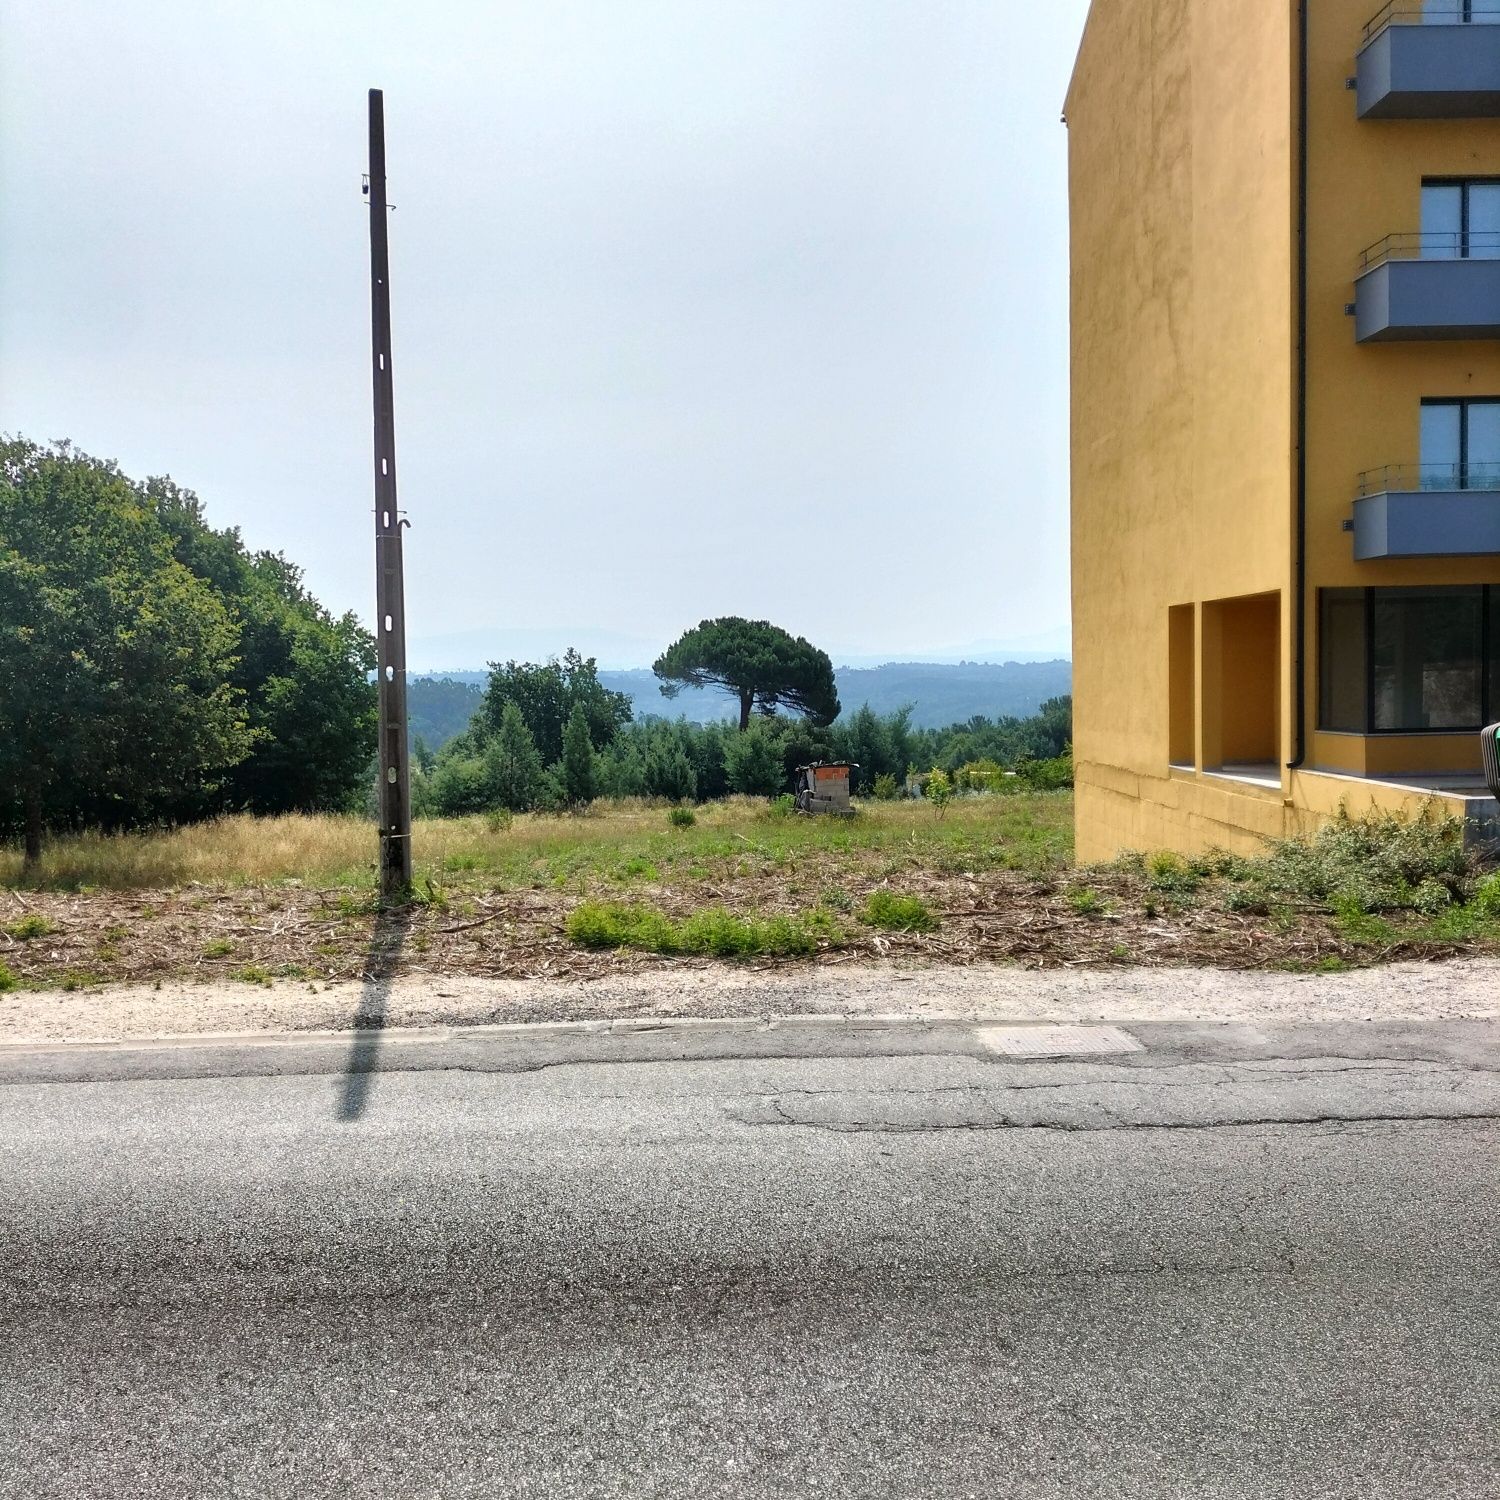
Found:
[368,87,413,900]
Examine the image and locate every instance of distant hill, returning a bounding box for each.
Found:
[409,659,1072,750]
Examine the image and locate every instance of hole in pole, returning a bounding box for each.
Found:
[381,458,388,475]
[382,511,390,527]
[379,354,385,369]
[384,614,393,631]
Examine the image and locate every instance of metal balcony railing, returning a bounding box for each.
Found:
[1357,461,1500,496]
[1358,230,1500,271]
[1364,2,1500,43]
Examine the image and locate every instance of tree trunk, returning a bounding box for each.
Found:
[738,689,753,733]
[22,781,43,872]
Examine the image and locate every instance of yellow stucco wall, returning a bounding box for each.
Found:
[1302,0,1500,773]
[1069,0,1500,860]
[1067,0,1297,861]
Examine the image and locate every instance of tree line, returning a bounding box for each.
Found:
[414,646,1071,816]
[1,440,376,863]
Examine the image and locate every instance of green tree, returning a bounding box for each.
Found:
[486,701,547,812]
[0,440,251,864]
[723,717,787,797]
[480,649,632,765]
[643,726,697,802]
[653,618,840,732]
[147,478,377,815]
[561,704,597,808]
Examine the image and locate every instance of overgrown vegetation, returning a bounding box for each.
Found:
[863,891,938,933]
[0,439,376,866]
[566,901,843,958]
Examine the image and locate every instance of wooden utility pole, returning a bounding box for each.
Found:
[367,87,412,899]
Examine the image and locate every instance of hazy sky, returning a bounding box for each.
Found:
[1,0,1089,669]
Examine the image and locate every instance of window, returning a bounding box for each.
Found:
[1319,587,1498,733]
[1423,1,1500,22]
[1421,180,1500,260]
[1420,398,1500,490]
[1320,590,1367,733]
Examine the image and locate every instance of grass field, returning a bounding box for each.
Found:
[1,794,1497,991]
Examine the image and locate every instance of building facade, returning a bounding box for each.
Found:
[1067,0,1500,861]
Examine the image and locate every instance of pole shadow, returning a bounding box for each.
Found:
[335,901,411,1123]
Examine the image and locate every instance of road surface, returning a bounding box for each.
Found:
[2,1014,1498,1498]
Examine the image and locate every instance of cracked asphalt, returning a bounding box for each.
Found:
[2,1015,1498,1498]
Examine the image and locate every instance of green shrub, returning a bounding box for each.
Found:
[565,901,842,958]
[871,773,900,801]
[5,914,57,941]
[1145,850,1201,895]
[1067,886,1107,916]
[1470,871,1500,919]
[863,890,938,933]
[1016,748,1074,792]
[925,769,952,815]
[1250,807,1470,914]
[0,963,17,993]
[768,793,796,819]
[667,805,696,830]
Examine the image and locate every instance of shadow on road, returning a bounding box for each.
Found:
[335,902,411,1123]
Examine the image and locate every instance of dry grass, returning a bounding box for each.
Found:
[0,795,1073,893]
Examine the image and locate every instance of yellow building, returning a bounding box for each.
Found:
[1066,0,1500,861]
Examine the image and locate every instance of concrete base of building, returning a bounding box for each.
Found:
[1075,760,1498,864]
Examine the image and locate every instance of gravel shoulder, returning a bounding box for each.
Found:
[3,957,1497,1046]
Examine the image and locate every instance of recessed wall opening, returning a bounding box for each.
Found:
[1168,604,1196,767]
[1202,592,1281,781]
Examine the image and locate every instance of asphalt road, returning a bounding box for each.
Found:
[2,1015,1498,1499]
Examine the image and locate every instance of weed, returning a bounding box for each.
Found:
[5,914,57,941]
[1067,886,1108,917]
[201,939,235,959]
[233,964,273,985]
[863,890,938,933]
[667,805,697,830]
[820,885,854,913]
[1146,850,1201,896]
[1330,894,1397,947]
[0,963,16,992]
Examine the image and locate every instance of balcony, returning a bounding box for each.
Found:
[1356,3,1500,119]
[1350,463,1500,558]
[1355,233,1500,341]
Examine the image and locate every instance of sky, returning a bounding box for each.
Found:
[1,0,1090,671]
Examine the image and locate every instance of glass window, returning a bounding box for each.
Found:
[1490,590,1500,727]
[1421,402,1462,489]
[1372,587,1483,731]
[1470,184,1500,259]
[1468,401,1500,489]
[1422,184,1463,260]
[1320,591,1367,733]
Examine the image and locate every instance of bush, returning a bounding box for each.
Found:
[925,769,952,815]
[863,890,938,933]
[667,805,696,829]
[5,914,57,941]
[0,962,16,993]
[871,773,900,801]
[565,901,842,958]
[1250,807,1471,914]
[723,719,786,797]
[1015,748,1074,792]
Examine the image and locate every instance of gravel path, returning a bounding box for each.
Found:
[2,958,1497,1045]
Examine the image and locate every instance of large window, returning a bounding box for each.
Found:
[1320,586,1498,733]
[1420,398,1500,491]
[1421,180,1500,260]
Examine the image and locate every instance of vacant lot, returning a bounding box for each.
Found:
[1,794,1497,992]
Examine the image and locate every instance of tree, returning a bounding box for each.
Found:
[561,704,597,808]
[480,649,632,765]
[0,440,251,864]
[653,618,840,732]
[642,727,697,802]
[485,702,548,812]
[723,717,786,797]
[147,478,377,816]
